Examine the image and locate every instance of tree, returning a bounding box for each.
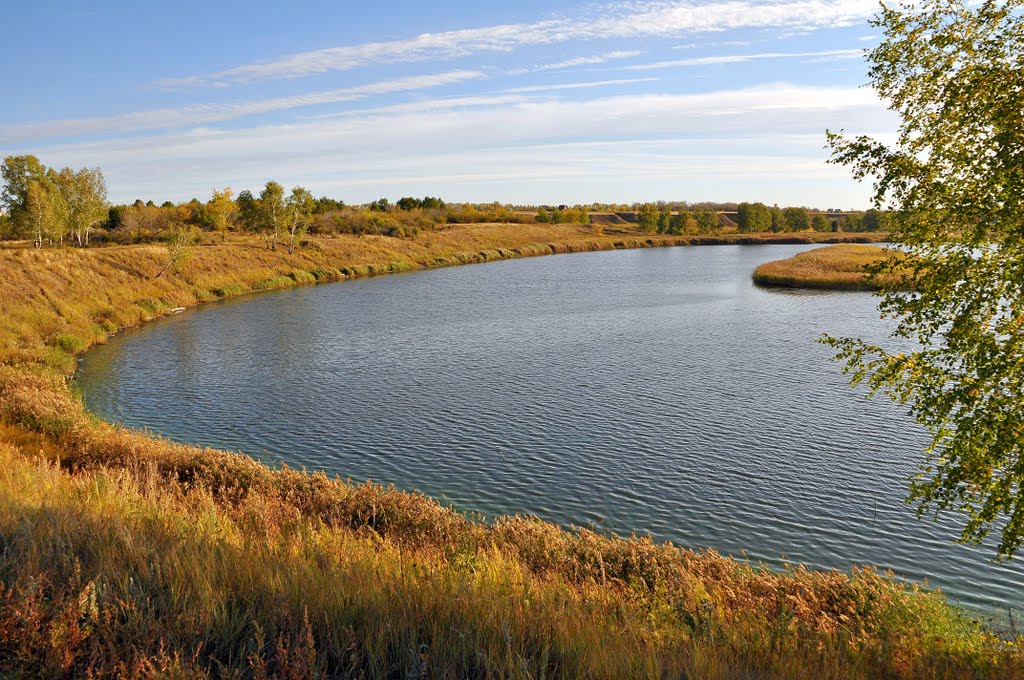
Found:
[155,221,196,279]
[208,187,236,243]
[2,155,48,238]
[258,181,285,250]
[781,207,811,232]
[694,208,719,234]
[118,203,170,243]
[861,208,889,232]
[577,206,590,225]
[671,210,696,235]
[314,196,345,214]
[285,186,314,255]
[825,0,1024,558]
[844,212,864,232]
[236,190,260,233]
[811,214,832,232]
[657,207,672,234]
[54,167,108,246]
[736,202,772,232]
[25,178,66,249]
[637,203,659,233]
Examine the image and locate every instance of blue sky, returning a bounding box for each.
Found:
[0,1,896,207]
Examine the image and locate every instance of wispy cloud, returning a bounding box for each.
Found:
[625,48,862,70]
[0,71,484,143]
[502,78,658,93]
[155,0,877,89]
[21,82,894,206]
[535,50,641,71]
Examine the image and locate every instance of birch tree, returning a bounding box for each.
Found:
[825,0,1024,558]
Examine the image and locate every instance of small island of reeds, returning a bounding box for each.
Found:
[752,244,909,291]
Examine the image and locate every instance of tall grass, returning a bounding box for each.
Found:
[752,244,908,291]
[2,223,1013,677]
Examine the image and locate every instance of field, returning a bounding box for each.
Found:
[751,244,910,291]
[1,223,1018,678]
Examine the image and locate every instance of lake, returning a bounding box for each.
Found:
[76,244,1023,620]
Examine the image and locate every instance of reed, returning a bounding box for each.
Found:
[752,244,909,291]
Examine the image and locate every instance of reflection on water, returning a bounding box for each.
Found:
[76,244,1023,620]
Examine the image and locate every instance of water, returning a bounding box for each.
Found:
[76,244,1023,619]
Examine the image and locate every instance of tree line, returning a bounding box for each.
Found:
[1,155,108,248]
[735,202,889,233]
[1,155,892,251]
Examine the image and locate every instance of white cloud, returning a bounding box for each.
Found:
[19,82,894,206]
[535,50,641,71]
[502,77,658,93]
[625,48,862,70]
[154,0,877,88]
[1,71,484,143]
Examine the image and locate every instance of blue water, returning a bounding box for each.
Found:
[76,244,1024,620]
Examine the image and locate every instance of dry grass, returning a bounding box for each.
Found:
[1,224,1012,678]
[752,244,910,291]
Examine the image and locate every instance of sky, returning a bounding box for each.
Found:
[0,1,898,208]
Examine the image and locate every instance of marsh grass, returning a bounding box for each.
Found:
[752,244,908,291]
[2,224,1008,678]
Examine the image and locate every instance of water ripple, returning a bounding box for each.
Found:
[76,245,1024,619]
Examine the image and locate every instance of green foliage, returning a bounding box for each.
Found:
[637,203,659,233]
[314,196,345,214]
[825,0,1024,558]
[258,181,286,250]
[396,196,445,211]
[657,207,672,233]
[811,214,832,232]
[737,202,772,232]
[782,207,811,232]
[53,166,108,246]
[154,223,197,279]
[207,187,236,242]
[285,186,314,254]
[671,210,696,235]
[694,208,719,234]
[236,190,259,232]
[2,156,108,246]
[862,208,890,232]
[1,155,47,238]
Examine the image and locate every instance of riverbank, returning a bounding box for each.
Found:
[752,244,907,291]
[1,224,1019,677]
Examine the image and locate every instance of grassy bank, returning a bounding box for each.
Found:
[1,223,1018,677]
[752,244,908,291]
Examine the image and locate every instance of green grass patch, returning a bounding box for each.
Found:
[289,269,317,284]
[212,283,248,298]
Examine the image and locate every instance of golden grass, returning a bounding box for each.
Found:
[752,244,909,291]
[1,224,1016,677]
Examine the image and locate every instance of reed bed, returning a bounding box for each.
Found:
[2,224,1011,678]
[752,244,908,291]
